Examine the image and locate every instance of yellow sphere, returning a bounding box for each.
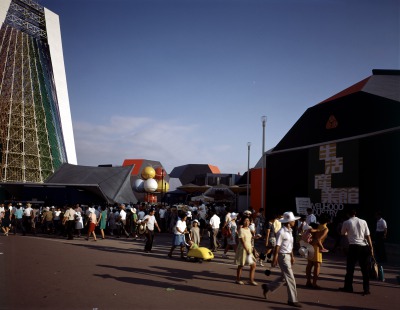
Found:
[141,166,156,180]
[157,180,170,192]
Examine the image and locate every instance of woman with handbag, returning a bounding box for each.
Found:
[222,213,238,258]
[234,216,257,285]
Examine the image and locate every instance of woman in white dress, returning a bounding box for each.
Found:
[74,211,84,237]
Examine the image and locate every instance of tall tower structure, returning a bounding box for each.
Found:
[0,0,76,183]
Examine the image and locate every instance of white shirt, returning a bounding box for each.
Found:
[119,209,127,221]
[276,226,294,253]
[209,214,221,229]
[376,218,387,232]
[175,218,187,235]
[306,213,317,225]
[159,208,166,219]
[144,214,157,231]
[65,209,76,220]
[341,216,370,246]
[53,210,61,220]
[24,207,32,216]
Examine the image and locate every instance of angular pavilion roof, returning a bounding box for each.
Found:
[272,69,400,153]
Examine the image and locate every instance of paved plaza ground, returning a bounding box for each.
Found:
[0,233,399,310]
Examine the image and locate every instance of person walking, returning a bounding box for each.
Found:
[222,213,238,258]
[234,216,257,286]
[168,212,188,259]
[262,211,302,308]
[63,205,76,240]
[98,205,107,239]
[375,212,387,263]
[143,208,161,253]
[1,205,12,236]
[86,207,98,241]
[340,210,374,296]
[209,211,221,252]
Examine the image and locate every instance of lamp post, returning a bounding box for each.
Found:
[247,142,251,210]
[261,116,267,210]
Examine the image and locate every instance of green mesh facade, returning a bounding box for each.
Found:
[0,0,67,182]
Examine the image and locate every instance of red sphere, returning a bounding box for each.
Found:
[154,167,166,180]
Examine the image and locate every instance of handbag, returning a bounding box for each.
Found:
[246,253,254,265]
[369,256,379,279]
[222,226,231,237]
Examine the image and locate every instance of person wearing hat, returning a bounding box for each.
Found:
[131,208,139,238]
[190,219,201,246]
[262,211,302,308]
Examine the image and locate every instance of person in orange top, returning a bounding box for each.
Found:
[305,215,330,289]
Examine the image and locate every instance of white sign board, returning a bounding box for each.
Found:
[295,197,311,215]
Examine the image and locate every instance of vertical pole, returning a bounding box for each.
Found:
[247,142,251,210]
[261,116,267,211]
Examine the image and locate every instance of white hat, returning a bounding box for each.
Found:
[279,211,300,223]
[243,210,252,216]
[231,212,237,220]
[132,208,137,213]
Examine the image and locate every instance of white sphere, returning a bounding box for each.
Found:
[144,178,158,192]
[134,179,145,192]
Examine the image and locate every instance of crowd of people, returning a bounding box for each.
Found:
[0,201,388,308]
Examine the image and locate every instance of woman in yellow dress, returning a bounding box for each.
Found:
[234,216,257,285]
[305,215,330,289]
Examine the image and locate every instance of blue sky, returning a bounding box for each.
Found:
[40,0,399,174]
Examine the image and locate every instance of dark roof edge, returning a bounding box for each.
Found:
[372,69,400,76]
[269,126,400,156]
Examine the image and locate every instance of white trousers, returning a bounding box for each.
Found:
[268,253,298,303]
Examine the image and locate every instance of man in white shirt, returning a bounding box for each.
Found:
[340,210,373,295]
[143,208,160,253]
[118,204,129,238]
[306,208,316,225]
[263,211,301,308]
[63,205,76,240]
[158,205,166,232]
[209,211,221,252]
[375,212,387,263]
[23,203,33,234]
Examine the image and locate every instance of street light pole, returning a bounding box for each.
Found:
[247,142,251,210]
[261,116,267,211]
